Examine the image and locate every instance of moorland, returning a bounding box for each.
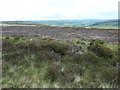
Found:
[1,20,119,88]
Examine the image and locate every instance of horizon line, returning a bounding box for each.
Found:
[0,18,118,22]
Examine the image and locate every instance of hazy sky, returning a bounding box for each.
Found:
[0,0,119,21]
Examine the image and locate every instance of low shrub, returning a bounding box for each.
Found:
[88,44,114,59]
[100,67,118,85]
[13,36,20,41]
[40,39,68,55]
[59,69,75,85]
[81,52,101,65]
[44,63,62,82]
[89,39,105,46]
[5,36,10,39]
[66,64,84,76]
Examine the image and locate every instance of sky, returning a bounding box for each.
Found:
[0,0,119,21]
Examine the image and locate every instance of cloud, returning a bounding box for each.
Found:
[0,0,119,20]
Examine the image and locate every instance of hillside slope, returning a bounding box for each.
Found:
[89,19,118,29]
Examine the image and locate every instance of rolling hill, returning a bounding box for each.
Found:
[89,19,119,29]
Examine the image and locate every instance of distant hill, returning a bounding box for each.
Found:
[1,19,119,29]
[0,19,104,27]
[89,19,118,29]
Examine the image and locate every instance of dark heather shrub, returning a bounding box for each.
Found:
[5,36,10,39]
[13,36,19,41]
[44,63,62,82]
[41,39,68,55]
[88,44,114,59]
[90,39,105,46]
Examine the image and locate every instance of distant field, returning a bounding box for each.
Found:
[1,19,119,29]
[89,20,119,29]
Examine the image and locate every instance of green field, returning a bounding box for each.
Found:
[89,20,119,29]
